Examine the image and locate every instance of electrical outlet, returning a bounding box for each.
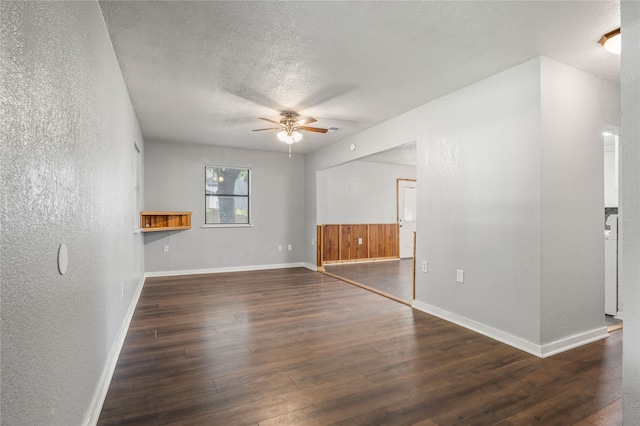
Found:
[277,245,282,252]
[421,261,428,272]
[163,245,169,252]
[358,237,363,245]
[456,269,464,283]
[311,238,315,246]
[287,244,292,251]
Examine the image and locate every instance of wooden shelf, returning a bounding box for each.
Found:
[140,211,192,232]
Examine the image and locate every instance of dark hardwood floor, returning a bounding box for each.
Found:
[99,268,621,425]
[324,259,414,302]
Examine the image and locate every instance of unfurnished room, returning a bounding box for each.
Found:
[1,1,639,425]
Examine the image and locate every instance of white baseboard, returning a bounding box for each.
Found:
[540,327,609,357]
[83,274,146,426]
[303,263,318,271]
[144,262,307,278]
[82,262,314,424]
[412,300,608,358]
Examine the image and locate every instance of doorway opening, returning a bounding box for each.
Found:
[317,143,417,304]
[604,127,622,332]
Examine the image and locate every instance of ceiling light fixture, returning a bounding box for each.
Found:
[277,130,302,145]
[599,28,621,54]
[277,130,302,157]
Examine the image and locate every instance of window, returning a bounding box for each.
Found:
[205,166,250,225]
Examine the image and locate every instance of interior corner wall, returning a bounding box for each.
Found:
[538,57,611,345]
[318,161,416,224]
[307,57,611,355]
[415,57,614,352]
[143,140,305,273]
[621,0,640,423]
[1,2,145,425]
[416,58,544,346]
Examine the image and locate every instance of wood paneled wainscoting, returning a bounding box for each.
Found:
[317,224,399,267]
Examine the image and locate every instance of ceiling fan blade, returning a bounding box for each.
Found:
[296,117,317,126]
[259,117,281,125]
[298,126,328,133]
[252,127,280,131]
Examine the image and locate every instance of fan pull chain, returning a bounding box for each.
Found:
[288,144,291,158]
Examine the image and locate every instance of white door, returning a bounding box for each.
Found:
[398,179,417,259]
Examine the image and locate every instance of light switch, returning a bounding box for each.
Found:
[456,269,464,283]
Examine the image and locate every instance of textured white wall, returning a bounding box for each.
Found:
[541,58,610,344]
[539,57,607,345]
[417,59,543,344]
[1,2,145,425]
[144,140,305,273]
[306,57,619,355]
[621,1,640,423]
[317,161,416,224]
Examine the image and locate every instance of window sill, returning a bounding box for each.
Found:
[202,224,254,229]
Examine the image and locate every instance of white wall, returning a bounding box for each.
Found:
[1,2,145,425]
[538,56,607,345]
[318,161,416,224]
[306,56,620,357]
[144,140,305,273]
[621,1,640,423]
[417,59,544,346]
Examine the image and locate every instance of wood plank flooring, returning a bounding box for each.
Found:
[324,259,414,302]
[98,268,622,425]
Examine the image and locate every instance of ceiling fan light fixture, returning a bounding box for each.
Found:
[277,130,302,144]
[599,28,621,54]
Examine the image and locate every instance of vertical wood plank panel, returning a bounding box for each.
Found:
[368,225,379,258]
[319,223,399,265]
[382,224,389,257]
[340,224,351,260]
[392,224,399,257]
[317,226,323,267]
[351,224,368,260]
[322,225,340,262]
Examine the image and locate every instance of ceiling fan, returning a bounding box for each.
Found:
[252,111,328,146]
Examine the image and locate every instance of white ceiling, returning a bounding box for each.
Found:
[99,1,620,156]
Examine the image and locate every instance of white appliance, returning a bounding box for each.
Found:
[604,214,618,316]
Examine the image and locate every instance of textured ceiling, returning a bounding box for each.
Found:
[99,1,620,155]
